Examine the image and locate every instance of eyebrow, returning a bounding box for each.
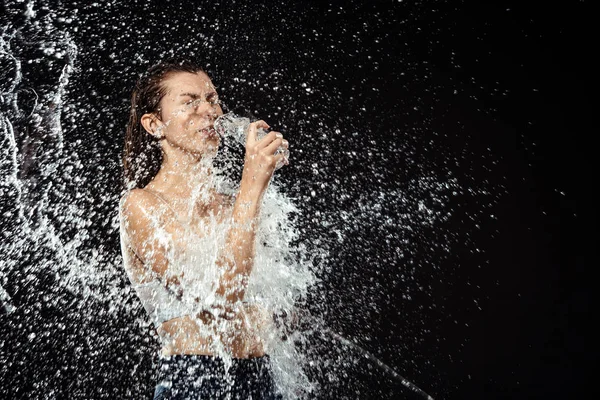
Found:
[179,92,201,99]
[178,91,217,99]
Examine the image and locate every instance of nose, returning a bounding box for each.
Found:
[191,99,220,120]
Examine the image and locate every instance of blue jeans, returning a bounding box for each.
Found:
[153,354,282,399]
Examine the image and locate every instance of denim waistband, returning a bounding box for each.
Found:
[157,354,272,380]
[154,354,279,399]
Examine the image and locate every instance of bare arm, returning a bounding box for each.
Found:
[214,120,289,305]
[119,190,186,295]
[120,120,289,310]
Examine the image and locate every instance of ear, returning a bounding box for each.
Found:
[141,113,163,138]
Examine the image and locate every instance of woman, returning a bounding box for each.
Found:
[119,58,289,399]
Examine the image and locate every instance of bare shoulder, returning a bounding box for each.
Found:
[119,189,174,276]
[119,188,163,225]
[120,188,158,210]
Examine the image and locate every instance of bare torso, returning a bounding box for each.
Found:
[124,183,272,358]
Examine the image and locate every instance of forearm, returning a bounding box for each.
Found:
[213,119,287,308]
[215,183,264,304]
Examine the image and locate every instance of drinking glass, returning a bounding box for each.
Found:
[214,108,289,170]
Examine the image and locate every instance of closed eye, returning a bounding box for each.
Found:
[206,92,220,105]
[181,93,220,107]
[184,99,203,107]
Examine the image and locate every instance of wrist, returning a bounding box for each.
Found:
[239,179,266,201]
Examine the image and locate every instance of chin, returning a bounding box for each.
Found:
[196,142,219,158]
[205,144,219,154]
[190,136,220,154]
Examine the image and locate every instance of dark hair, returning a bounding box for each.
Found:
[122,58,206,190]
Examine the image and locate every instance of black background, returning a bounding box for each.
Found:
[0,0,593,399]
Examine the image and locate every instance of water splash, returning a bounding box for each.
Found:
[0,1,499,398]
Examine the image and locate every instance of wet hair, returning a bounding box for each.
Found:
[122,58,206,190]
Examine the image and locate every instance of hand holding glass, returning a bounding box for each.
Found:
[214,110,290,171]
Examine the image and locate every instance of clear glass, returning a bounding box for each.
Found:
[214,108,289,170]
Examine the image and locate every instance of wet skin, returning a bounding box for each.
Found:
[123,71,287,358]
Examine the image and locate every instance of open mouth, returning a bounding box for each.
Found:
[198,126,218,139]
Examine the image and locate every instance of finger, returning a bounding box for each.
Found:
[263,137,283,155]
[256,130,280,149]
[280,148,290,162]
[247,120,270,145]
[274,152,289,168]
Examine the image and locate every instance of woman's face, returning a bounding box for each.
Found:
[153,71,223,155]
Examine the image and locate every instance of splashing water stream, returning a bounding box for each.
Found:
[1,2,498,399]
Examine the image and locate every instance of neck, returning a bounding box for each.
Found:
[149,143,216,200]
